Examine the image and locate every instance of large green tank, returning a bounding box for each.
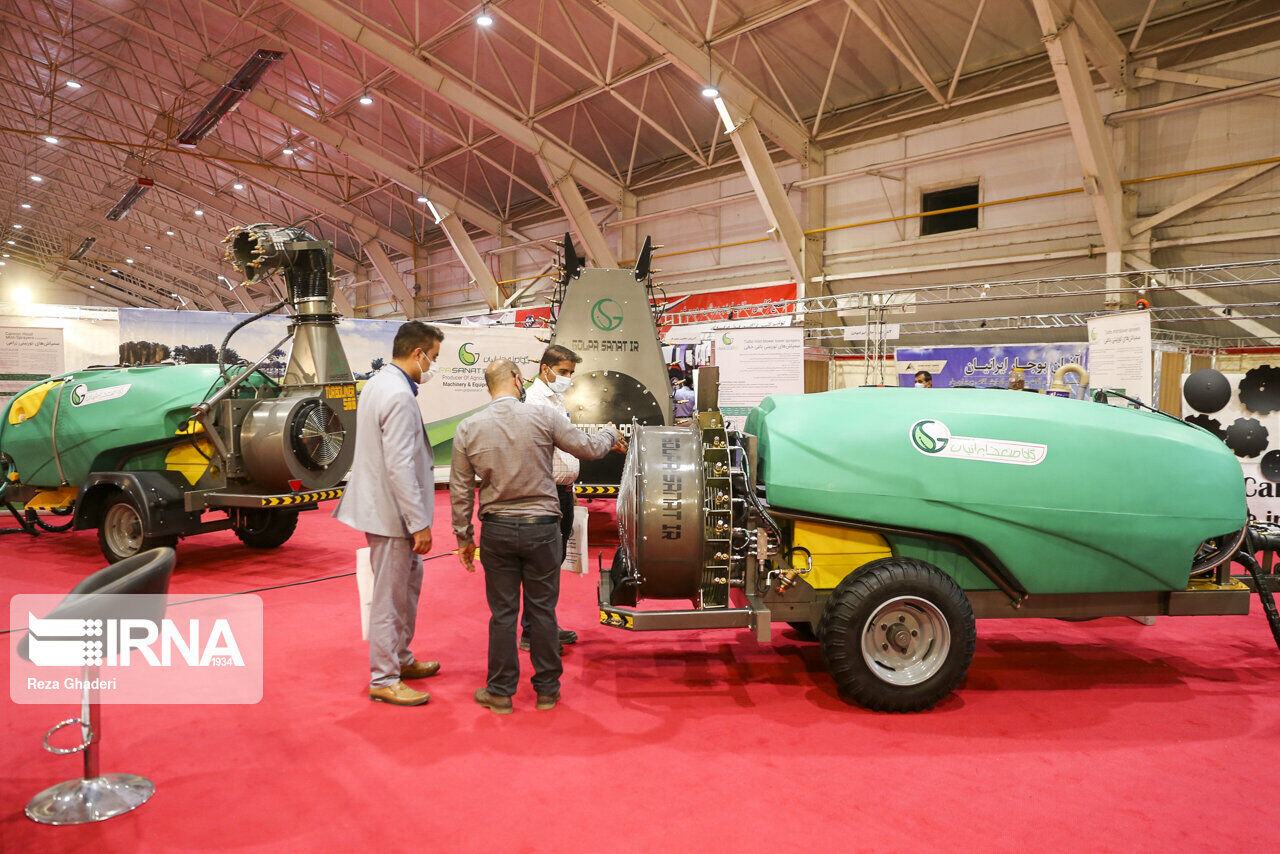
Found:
[746,387,1246,594]
[1,365,226,488]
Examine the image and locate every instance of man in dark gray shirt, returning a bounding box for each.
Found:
[451,359,626,714]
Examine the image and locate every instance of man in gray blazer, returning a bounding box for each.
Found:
[334,321,444,707]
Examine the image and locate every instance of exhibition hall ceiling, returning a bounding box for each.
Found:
[0,0,1274,308]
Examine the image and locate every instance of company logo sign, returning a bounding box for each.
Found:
[590,298,624,332]
[69,383,130,407]
[721,333,733,345]
[909,419,1047,466]
[458,342,479,366]
[11,593,263,705]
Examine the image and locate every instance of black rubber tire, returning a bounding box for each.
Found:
[233,509,299,549]
[97,491,177,564]
[787,621,818,641]
[819,557,975,712]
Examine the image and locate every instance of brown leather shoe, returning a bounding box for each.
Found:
[400,659,441,680]
[370,681,429,706]
[474,687,513,715]
[536,693,560,711]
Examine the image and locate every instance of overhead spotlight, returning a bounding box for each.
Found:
[281,146,295,156]
[66,80,82,89]
[105,178,153,221]
[12,224,22,229]
[144,245,152,250]
[476,4,494,26]
[44,136,59,144]
[194,209,204,216]
[358,94,374,106]
[29,175,43,182]
[176,49,284,147]
[111,269,119,273]
[90,284,95,289]
[6,240,15,245]
[165,230,175,235]
[2,253,8,258]
[126,258,134,264]
[701,43,718,99]
[232,182,244,190]
[20,203,31,209]
[0,261,5,266]
[416,195,430,203]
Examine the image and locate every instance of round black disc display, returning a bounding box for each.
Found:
[1182,369,1231,413]
[1238,365,1280,415]
[1261,450,1280,482]
[1224,417,1269,459]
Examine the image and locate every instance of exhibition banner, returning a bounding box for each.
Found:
[894,343,1089,391]
[714,326,805,430]
[1087,310,1153,405]
[0,326,63,398]
[1181,371,1280,525]
[10,593,264,704]
[427,325,545,475]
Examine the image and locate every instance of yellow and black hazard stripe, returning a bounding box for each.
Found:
[259,488,344,507]
[574,485,619,496]
[599,609,634,629]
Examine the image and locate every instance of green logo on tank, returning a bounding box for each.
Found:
[590,299,624,332]
[458,343,478,366]
[70,384,87,406]
[910,419,950,454]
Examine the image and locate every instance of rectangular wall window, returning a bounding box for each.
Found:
[920,184,979,235]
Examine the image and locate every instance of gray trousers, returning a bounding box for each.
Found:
[480,517,562,697]
[366,533,423,688]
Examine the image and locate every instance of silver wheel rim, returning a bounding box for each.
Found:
[860,595,951,686]
[102,503,142,558]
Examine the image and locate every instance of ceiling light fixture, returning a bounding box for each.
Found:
[20,203,31,209]
[144,245,151,250]
[416,195,429,203]
[44,136,59,144]
[476,4,494,27]
[281,146,295,155]
[12,224,22,229]
[176,49,284,147]
[29,175,43,182]
[166,230,175,236]
[232,182,244,190]
[126,258,134,264]
[701,43,719,99]
[105,178,154,221]
[66,80,82,89]
[359,93,374,106]
[194,209,204,216]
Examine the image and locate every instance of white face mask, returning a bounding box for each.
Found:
[547,373,572,394]
[914,382,924,388]
[422,365,439,384]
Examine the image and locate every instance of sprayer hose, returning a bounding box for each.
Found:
[218,298,288,379]
[1235,549,1280,652]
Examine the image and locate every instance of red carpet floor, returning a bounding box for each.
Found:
[3,491,1280,853]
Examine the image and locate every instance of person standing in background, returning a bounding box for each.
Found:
[672,367,696,418]
[914,370,933,388]
[334,321,444,707]
[521,344,584,652]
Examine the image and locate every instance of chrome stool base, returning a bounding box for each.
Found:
[25,773,155,825]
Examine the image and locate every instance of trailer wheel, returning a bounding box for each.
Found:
[820,557,975,712]
[98,492,176,564]
[233,509,299,549]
